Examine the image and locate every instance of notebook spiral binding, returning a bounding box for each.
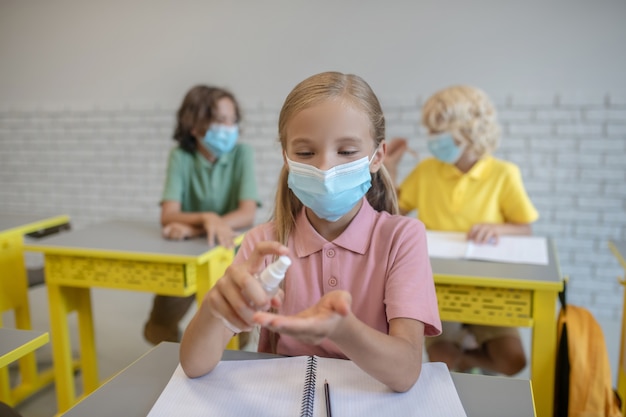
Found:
[300,356,318,417]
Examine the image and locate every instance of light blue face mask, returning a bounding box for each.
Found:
[427,133,464,164]
[286,154,375,222]
[203,124,239,157]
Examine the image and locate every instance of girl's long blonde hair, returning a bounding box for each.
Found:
[272,71,398,245]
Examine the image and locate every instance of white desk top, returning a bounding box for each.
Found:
[431,238,562,289]
[23,220,214,261]
[60,342,536,417]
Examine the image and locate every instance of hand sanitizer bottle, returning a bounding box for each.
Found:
[221,255,291,334]
[257,255,292,297]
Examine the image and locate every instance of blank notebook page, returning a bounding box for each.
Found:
[147,357,467,417]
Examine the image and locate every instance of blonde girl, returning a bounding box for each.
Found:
[180,72,441,392]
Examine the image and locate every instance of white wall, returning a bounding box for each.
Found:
[1,0,625,104]
[1,1,625,321]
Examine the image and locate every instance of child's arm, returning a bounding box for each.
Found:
[179,294,238,378]
[179,241,290,378]
[161,200,256,247]
[160,200,255,229]
[467,222,532,244]
[253,292,425,392]
[162,222,205,240]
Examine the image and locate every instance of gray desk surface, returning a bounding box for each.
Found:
[23,220,212,259]
[431,238,562,288]
[61,342,535,417]
[0,328,49,366]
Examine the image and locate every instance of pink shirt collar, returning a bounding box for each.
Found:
[293,198,374,257]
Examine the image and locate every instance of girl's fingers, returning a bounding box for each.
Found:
[210,279,254,331]
[244,241,290,274]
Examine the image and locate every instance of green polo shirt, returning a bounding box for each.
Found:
[161,144,259,214]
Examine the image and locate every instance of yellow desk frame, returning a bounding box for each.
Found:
[609,240,626,415]
[0,214,69,406]
[24,220,241,414]
[0,328,49,368]
[431,239,562,417]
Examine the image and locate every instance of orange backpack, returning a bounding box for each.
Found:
[554,284,621,417]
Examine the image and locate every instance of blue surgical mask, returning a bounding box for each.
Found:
[286,154,375,222]
[203,124,239,157]
[427,133,464,164]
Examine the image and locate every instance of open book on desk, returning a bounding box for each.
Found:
[147,356,467,417]
[426,231,549,266]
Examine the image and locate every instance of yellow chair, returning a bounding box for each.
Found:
[0,214,69,406]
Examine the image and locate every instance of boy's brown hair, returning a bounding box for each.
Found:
[173,85,241,153]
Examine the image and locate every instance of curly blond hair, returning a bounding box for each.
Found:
[421,85,501,157]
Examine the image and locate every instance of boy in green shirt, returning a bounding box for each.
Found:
[144,85,259,345]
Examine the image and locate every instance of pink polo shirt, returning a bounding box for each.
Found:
[234,198,442,359]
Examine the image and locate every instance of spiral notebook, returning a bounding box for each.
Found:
[147,356,467,417]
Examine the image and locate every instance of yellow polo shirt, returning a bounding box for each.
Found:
[398,156,538,232]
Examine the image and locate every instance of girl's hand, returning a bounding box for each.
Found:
[202,213,236,248]
[252,290,352,345]
[162,222,196,240]
[204,241,290,333]
[467,223,500,244]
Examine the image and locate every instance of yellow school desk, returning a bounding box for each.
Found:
[609,240,626,415]
[0,213,70,406]
[24,220,241,414]
[0,328,49,368]
[431,239,562,417]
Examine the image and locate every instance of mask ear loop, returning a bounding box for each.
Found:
[368,144,382,166]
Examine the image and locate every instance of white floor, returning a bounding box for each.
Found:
[4,284,624,417]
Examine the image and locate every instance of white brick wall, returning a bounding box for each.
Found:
[1,93,625,319]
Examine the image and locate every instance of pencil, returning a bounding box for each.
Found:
[324,379,333,417]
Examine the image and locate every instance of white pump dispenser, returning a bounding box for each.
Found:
[257,255,291,296]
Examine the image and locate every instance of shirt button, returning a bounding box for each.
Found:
[326,249,335,258]
[328,277,337,287]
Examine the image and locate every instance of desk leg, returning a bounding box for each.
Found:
[76,286,98,395]
[47,283,98,413]
[531,290,558,417]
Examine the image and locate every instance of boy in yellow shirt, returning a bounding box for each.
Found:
[385,85,538,375]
